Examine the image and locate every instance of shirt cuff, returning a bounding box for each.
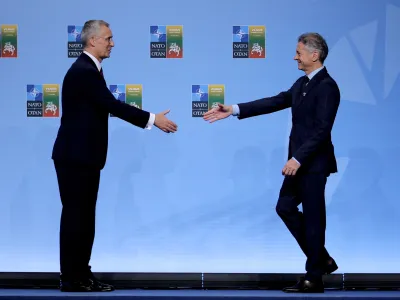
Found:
[145,113,155,130]
[292,157,301,165]
[232,104,240,116]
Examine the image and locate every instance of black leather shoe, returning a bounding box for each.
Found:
[283,278,324,293]
[325,257,338,274]
[87,268,115,292]
[60,279,92,292]
[90,278,115,292]
[60,278,114,292]
[282,277,305,292]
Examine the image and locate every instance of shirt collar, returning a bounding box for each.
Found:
[83,50,102,72]
[307,65,324,81]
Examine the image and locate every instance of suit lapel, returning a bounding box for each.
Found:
[80,53,99,71]
[79,53,106,83]
[293,67,328,113]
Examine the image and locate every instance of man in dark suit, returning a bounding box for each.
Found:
[203,32,340,293]
[52,20,177,292]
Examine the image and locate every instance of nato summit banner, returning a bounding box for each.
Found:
[0,24,17,58]
[232,25,266,58]
[26,84,60,118]
[150,25,183,58]
[192,85,225,117]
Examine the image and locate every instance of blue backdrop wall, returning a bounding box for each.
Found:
[0,0,399,273]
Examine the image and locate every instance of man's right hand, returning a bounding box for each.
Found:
[203,103,233,123]
[154,109,178,133]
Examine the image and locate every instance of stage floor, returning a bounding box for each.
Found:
[0,289,400,300]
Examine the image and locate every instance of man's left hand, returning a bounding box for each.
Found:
[282,158,300,176]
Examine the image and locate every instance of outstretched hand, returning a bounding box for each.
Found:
[203,103,233,123]
[154,109,178,133]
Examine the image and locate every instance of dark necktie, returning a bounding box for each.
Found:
[302,76,309,95]
[303,75,309,86]
[100,68,104,77]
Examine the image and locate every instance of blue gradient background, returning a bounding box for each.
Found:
[0,0,399,273]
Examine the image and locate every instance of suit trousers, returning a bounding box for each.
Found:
[54,160,100,280]
[276,173,330,280]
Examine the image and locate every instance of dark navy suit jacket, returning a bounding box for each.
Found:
[237,67,340,175]
[52,53,150,170]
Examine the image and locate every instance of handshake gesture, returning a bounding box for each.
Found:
[153,103,233,134]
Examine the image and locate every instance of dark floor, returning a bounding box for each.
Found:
[0,289,399,300]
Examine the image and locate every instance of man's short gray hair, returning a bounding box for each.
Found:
[81,20,110,47]
[298,32,328,63]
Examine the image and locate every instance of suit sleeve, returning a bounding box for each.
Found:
[292,83,340,165]
[237,86,294,120]
[84,68,151,129]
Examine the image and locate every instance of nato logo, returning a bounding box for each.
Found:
[233,26,249,58]
[27,84,43,101]
[150,26,167,58]
[109,84,126,101]
[192,85,208,102]
[68,25,83,58]
[191,84,209,117]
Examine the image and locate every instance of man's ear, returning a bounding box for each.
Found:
[312,50,320,62]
